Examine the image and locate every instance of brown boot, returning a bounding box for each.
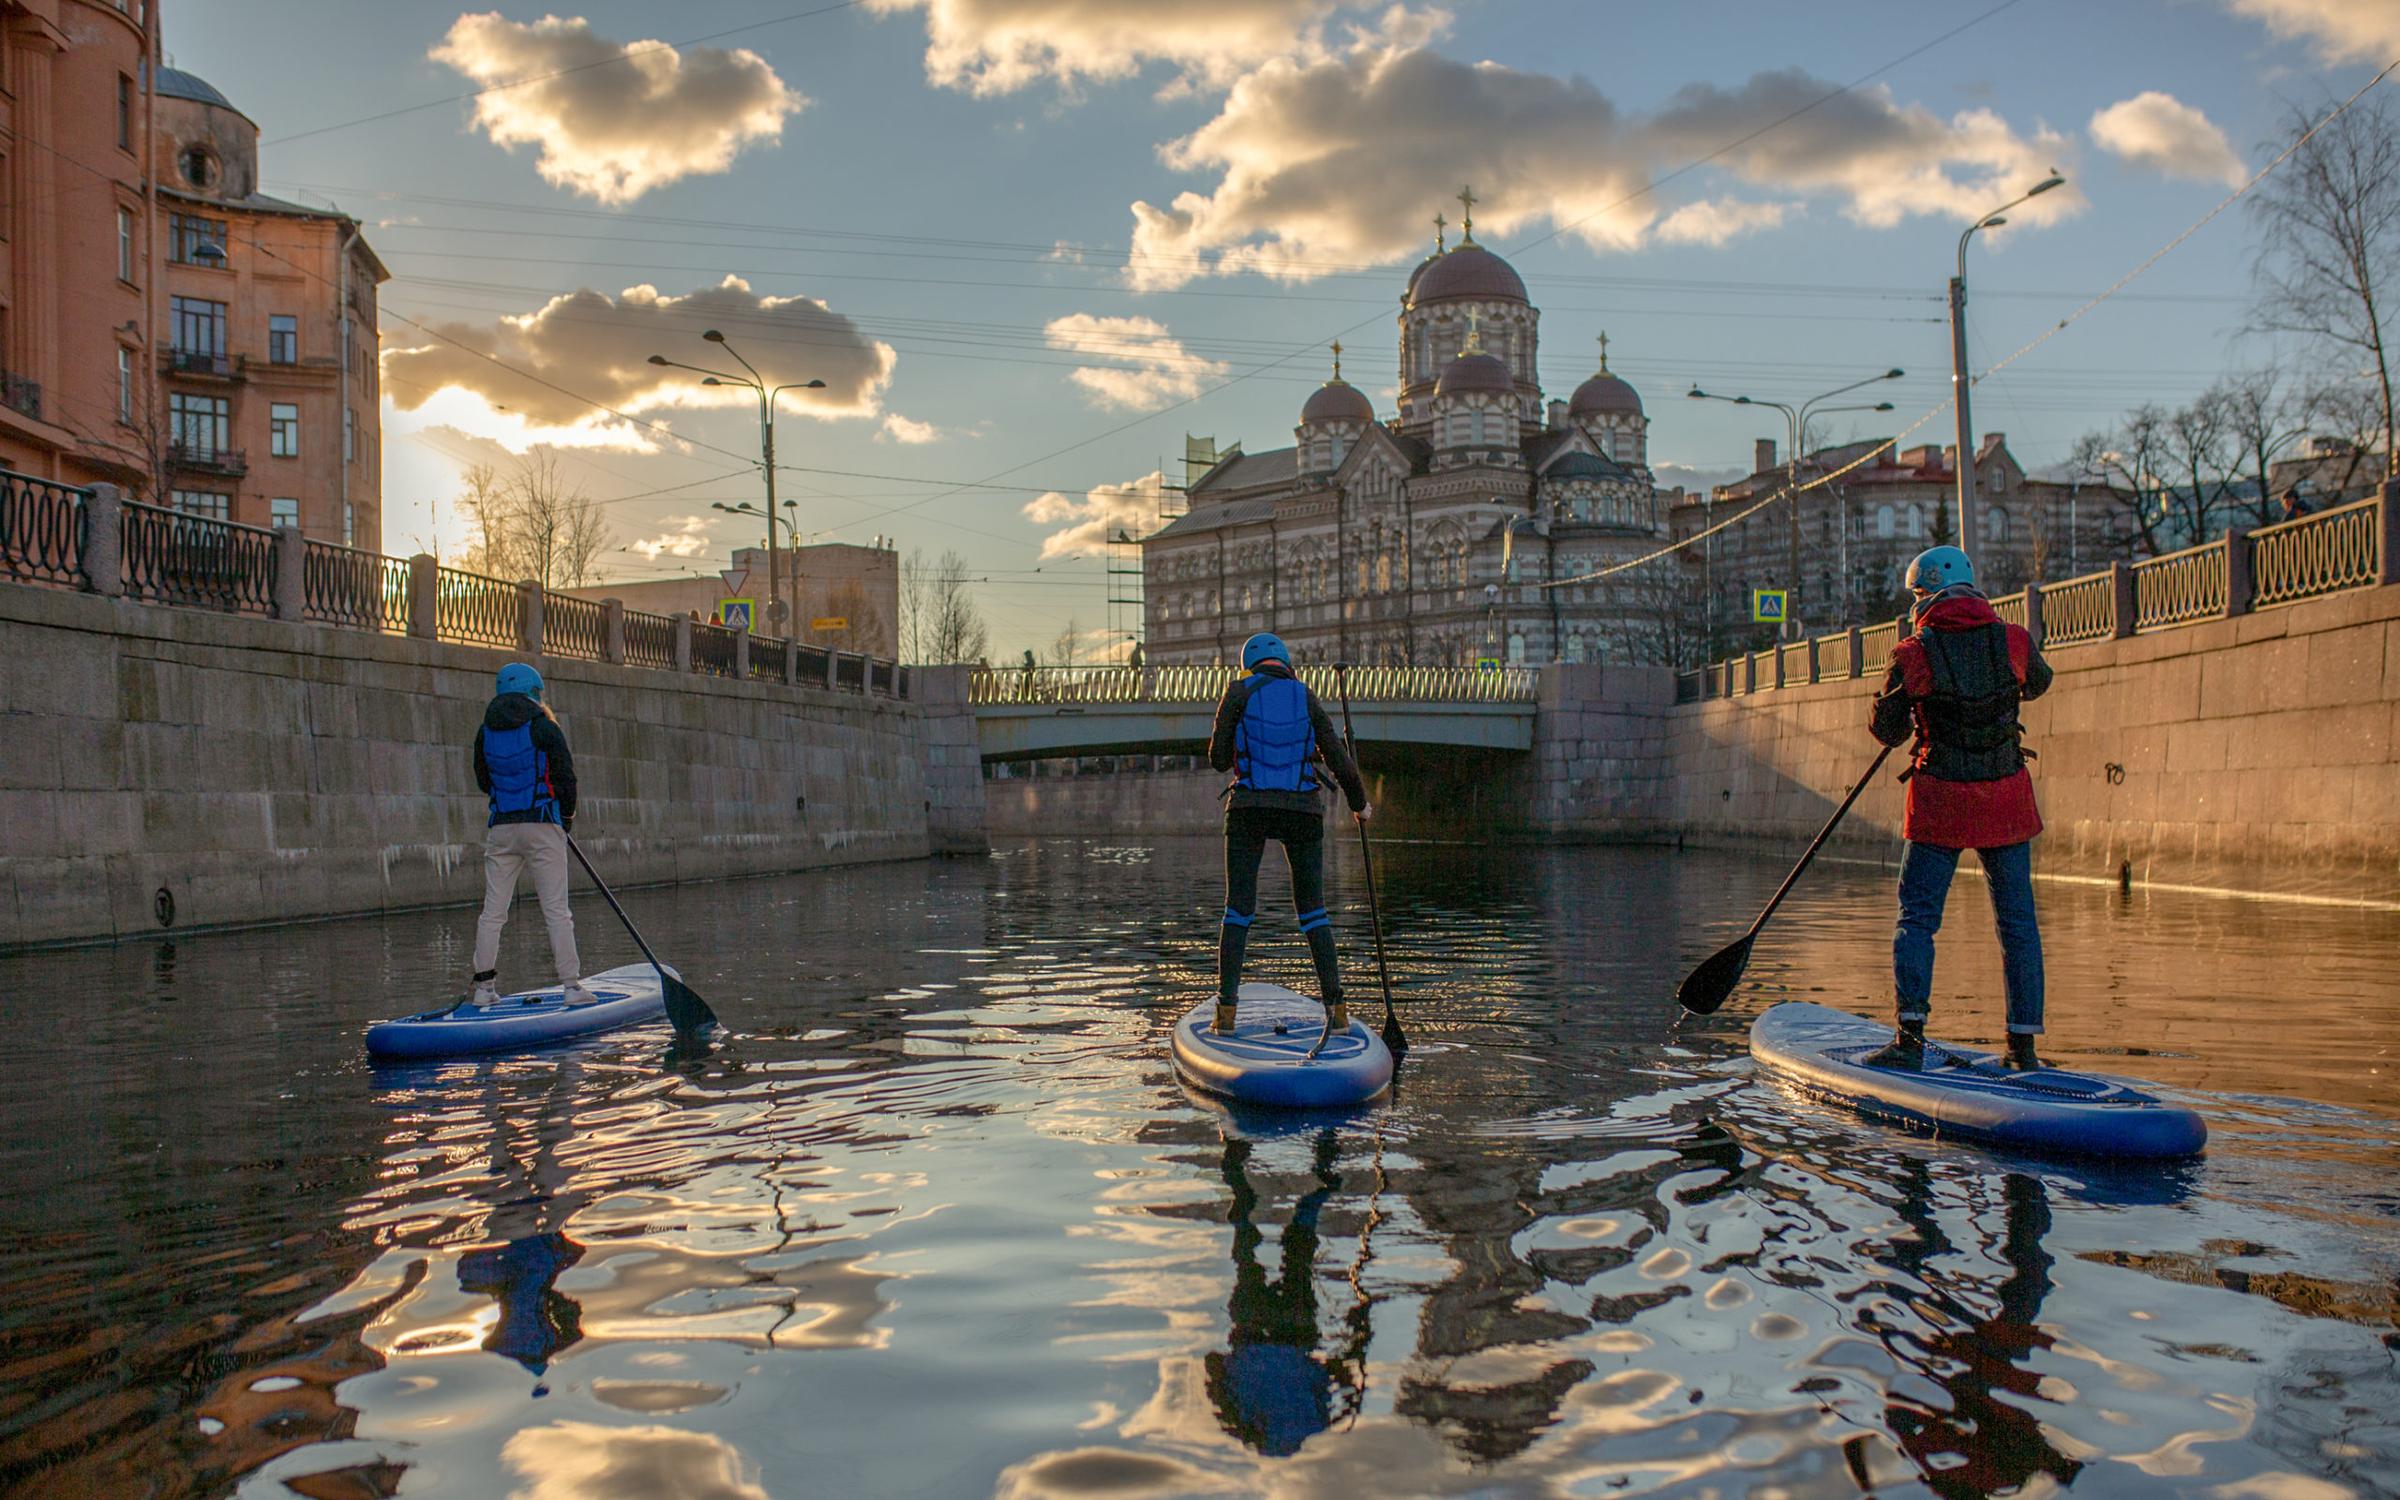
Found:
[1863,1018,1927,1071]
[1324,1002,1350,1034]
[1213,1002,1239,1035]
[2005,1033,2044,1071]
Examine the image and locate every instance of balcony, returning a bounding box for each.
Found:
[163,349,242,382]
[0,372,40,422]
[168,442,247,476]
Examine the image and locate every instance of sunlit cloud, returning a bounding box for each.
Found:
[627,513,716,560]
[1653,197,1795,246]
[2089,92,2247,188]
[2223,0,2400,61]
[878,413,945,444]
[1042,316,1228,411]
[501,1421,769,1500]
[1025,470,1165,559]
[431,12,803,203]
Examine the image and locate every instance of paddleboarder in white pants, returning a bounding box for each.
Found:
[469,663,593,1007]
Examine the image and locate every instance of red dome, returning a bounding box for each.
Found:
[1410,243,1527,305]
[1569,371,1642,417]
[1301,379,1374,424]
[1435,350,1515,398]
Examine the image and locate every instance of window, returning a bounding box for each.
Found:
[170,490,229,520]
[1906,504,1924,540]
[118,76,134,150]
[169,295,227,355]
[169,214,227,267]
[179,145,217,191]
[344,407,356,464]
[268,315,298,364]
[1507,633,1527,665]
[1984,507,2011,543]
[270,498,299,529]
[117,348,133,422]
[168,392,229,455]
[1874,504,1895,539]
[117,208,134,281]
[270,403,299,457]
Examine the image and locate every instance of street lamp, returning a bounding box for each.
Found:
[1952,172,2065,553]
[647,332,825,631]
[1688,370,1904,635]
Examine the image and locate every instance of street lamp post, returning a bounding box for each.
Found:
[1951,173,2065,554]
[647,332,824,631]
[1688,373,1902,636]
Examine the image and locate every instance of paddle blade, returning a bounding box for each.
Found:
[1381,1012,1408,1061]
[1675,936,1754,1016]
[661,972,719,1035]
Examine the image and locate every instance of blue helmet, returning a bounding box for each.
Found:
[1240,632,1290,671]
[1904,545,1976,595]
[496,662,544,700]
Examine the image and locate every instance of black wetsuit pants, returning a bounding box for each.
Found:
[1220,806,1341,1007]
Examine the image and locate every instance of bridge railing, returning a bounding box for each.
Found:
[0,469,904,700]
[968,663,1541,706]
[1683,479,2398,701]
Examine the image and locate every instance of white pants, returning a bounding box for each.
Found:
[473,821,581,984]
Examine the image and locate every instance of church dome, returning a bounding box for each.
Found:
[1435,350,1515,398]
[1569,370,1642,417]
[1411,243,1526,306]
[1301,379,1374,424]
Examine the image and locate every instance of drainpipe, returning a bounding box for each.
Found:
[338,218,357,543]
[1400,479,1415,663]
[1214,529,1227,664]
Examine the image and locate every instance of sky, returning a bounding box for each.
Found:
[166,0,2398,660]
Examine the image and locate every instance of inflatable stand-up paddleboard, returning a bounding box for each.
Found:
[1750,1002,2206,1160]
[367,962,674,1061]
[1173,983,1394,1108]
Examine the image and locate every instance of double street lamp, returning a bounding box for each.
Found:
[1952,173,2066,552]
[647,330,824,631]
[1688,370,1903,636]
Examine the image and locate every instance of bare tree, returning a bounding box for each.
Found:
[456,451,611,586]
[2216,371,2310,525]
[806,579,887,655]
[2248,93,2400,476]
[2070,408,2176,557]
[903,548,989,663]
[2162,390,2242,544]
[1047,615,1084,668]
[2292,375,2388,501]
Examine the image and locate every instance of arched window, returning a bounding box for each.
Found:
[1374,553,1391,592]
[1907,504,1924,540]
[1984,507,2010,543]
[1507,633,1527,665]
[1874,504,1895,539]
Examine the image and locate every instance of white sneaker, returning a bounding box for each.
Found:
[471,980,501,1006]
[562,980,598,1006]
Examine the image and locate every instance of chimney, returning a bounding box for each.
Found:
[1546,399,1568,432]
[1754,437,1777,475]
[1981,431,2004,452]
[1942,443,1958,471]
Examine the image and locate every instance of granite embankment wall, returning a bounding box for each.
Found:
[0,584,985,948]
[1650,581,2400,901]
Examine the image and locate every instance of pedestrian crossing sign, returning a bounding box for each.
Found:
[1750,588,1787,623]
[1475,656,1501,672]
[720,598,755,630]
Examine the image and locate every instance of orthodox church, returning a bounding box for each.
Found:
[1141,195,1680,669]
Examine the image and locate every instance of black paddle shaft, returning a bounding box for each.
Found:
[1331,664,1404,1054]
[1748,742,1896,942]
[564,832,718,1034]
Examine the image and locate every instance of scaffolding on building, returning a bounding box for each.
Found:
[1104,436,1218,660]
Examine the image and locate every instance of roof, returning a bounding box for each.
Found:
[1435,350,1515,397]
[1540,450,1635,482]
[157,67,240,112]
[1300,379,1374,425]
[1188,446,1299,496]
[1568,371,1643,417]
[1411,243,1527,305]
[1149,496,1279,539]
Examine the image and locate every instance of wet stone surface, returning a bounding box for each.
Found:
[0,839,2395,1498]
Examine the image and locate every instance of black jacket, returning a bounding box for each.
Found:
[472,693,577,826]
[1207,663,1367,815]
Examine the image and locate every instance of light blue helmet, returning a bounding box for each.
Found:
[496,662,544,700]
[1240,632,1291,671]
[1904,545,1975,595]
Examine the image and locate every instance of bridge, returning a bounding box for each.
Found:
[968,664,1540,759]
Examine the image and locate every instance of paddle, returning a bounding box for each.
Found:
[564,831,719,1037]
[1675,743,1896,1017]
[1330,664,1406,1059]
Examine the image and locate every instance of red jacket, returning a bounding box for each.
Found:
[1870,594,2052,850]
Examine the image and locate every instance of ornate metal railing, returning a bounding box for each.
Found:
[1990,592,2028,627]
[2250,497,2379,609]
[1819,629,1852,682]
[967,662,1542,706]
[2039,569,2116,645]
[1777,641,1809,685]
[624,609,677,669]
[544,589,608,662]
[747,634,788,682]
[690,621,738,677]
[2132,543,2228,630]
[0,469,85,586]
[302,541,406,632]
[1857,620,1899,677]
[433,566,519,649]
[121,501,277,615]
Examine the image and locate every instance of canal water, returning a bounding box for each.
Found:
[1,839,2395,1499]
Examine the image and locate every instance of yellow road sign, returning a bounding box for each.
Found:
[809,616,849,632]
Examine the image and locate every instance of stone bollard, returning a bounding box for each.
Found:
[2109,560,2136,639]
[517,580,545,656]
[273,525,307,621]
[2221,526,2253,618]
[783,635,799,686]
[602,599,626,664]
[733,622,751,678]
[2024,580,2045,649]
[1742,653,1757,695]
[1845,625,1863,678]
[407,554,439,639]
[672,614,693,673]
[824,647,839,691]
[1771,644,1787,689]
[82,483,126,597]
[1805,636,1821,685]
[2379,479,2399,587]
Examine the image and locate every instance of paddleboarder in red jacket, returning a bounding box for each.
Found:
[1865,546,2055,1071]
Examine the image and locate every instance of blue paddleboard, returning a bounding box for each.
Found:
[1750,1002,2206,1160]
[1172,983,1394,1108]
[366,962,673,1061]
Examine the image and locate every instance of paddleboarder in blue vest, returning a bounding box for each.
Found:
[469,663,591,1007]
[1207,634,1370,1035]
[1866,546,2054,1071]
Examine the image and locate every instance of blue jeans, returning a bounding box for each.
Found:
[1893,840,2044,1035]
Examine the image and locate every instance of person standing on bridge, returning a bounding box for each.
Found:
[1208,633,1370,1035]
[1866,546,2054,1072]
[468,663,592,1008]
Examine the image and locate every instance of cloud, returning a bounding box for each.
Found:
[2223,0,2400,61]
[2090,92,2247,188]
[381,276,896,451]
[628,513,715,560]
[1024,470,1164,559]
[1127,52,2077,289]
[878,413,944,444]
[1042,315,1229,411]
[862,0,1445,96]
[431,13,803,204]
[1653,197,1795,246]
[502,1421,768,1500]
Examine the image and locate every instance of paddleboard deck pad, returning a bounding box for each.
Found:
[1750,1002,2206,1160]
[1173,983,1394,1108]
[367,962,674,1061]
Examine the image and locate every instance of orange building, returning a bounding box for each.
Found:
[0,3,386,548]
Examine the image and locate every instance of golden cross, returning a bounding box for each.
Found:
[1330,339,1343,380]
[1457,185,1477,240]
[1432,211,1447,251]
[1596,330,1610,372]
[1463,309,1483,351]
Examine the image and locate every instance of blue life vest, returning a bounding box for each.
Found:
[483,722,560,824]
[1234,675,1317,794]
